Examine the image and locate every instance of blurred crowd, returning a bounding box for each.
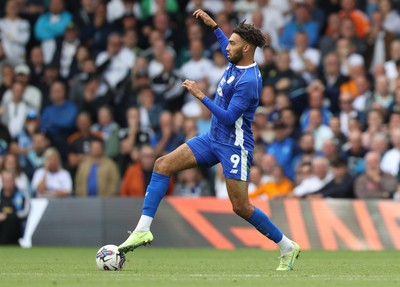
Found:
[1,0,400,237]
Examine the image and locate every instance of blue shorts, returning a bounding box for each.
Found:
[186,133,252,181]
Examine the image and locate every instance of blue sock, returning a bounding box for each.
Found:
[142,172,170,218]
[247,206,283,243]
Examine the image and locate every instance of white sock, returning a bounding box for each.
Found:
[134,215,153,232]
[277,235,294,254]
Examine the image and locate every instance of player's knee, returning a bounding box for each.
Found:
[153,156,172,175]
[232,203,252,219]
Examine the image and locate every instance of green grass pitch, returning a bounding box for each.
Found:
[1,247,399,287]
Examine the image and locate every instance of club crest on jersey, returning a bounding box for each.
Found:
[227,76,235,84]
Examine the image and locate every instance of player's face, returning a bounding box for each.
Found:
[226,33,246,65]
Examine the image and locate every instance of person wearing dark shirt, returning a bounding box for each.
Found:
[311,158,354,198]
[0,170,29,244]
[67,111,102,176]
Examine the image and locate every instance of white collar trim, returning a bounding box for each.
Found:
[236,62,257,69]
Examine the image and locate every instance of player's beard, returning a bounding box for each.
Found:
[228,50,243,65]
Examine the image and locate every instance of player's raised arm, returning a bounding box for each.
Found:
[182,80,246,126]
[193,9,229,59]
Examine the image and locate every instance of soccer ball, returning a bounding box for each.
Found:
[95,244,126,271]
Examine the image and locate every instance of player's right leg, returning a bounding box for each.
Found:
[119,143,198,253]
[119,134,218,253]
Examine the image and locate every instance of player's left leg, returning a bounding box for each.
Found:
[216,142,300,271]
[225,178,300,271]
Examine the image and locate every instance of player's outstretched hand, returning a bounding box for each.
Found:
[182,80,205,101]
[193,9,217,28]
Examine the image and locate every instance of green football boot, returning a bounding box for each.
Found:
[276,241,300,271]
[118,230,154,253]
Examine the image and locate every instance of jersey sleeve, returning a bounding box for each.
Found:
[201,77,256,125]
[214,28,229,59]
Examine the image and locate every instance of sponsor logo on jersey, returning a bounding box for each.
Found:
[229,169,238,174]
[227,76,235,84]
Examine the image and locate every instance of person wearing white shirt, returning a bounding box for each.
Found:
[384,40,400,82]
[381,129,400,176]
[180,39,213,82]
[293,157,333,197]
[290,31,320,84]
[1,82,33,139]
[306,109,334,152]
[32,148,72,198]
[2,64,43,111]
[0,0,31,63]
[96,33,136,89]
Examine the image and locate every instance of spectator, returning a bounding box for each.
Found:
[312,157,354,198]
[372,75,393,110]
[118,107,150,170]
[21,131,49,180]
[337,92,359,137]
[151,50,185,112]
[384,40,400,84]
[137,87,163,135]
[0,121,12,158]
[279,107,301,140]
[1,81,34,139]
[354,151,397,199]
[0,170,29,245]
[92,2,118,56]
[293,156,333,197]
[120,145,173,197]
[67,111,102,174]
[91,106,120,160]
[338,0,370,38]
[365,10,397,73]
[340,16,366,56]
[329,116,347,148]
[10,110,40,168]
[173,167,213,197]
[352,74,373,114]
[46,22,81,81]
[34,0,72,41]
[305,108,334,152]
[289,31,321,84]
[2,64,42,112]
[0,63,14,100]
[249,165,294,200]
[0,0,31,64]
[321,138,340,163]
[380,0,400,34]
[74,0,98,44]
[75,138,120,197]
[151,111,185,157]
[179,38,213,87]
[266,121,296,178]
[259,153,277,183]
[320,53,347,113]
[290,132,319,177]
[80,74,114,122]
[361,109,387,149]
[0,153,30,196]
[28,46,45,88]
[318,13,341,56]
[300,80,331,130]
[40,81,78,159]
[380,129,400,177]
[95,32,135,90]
[32,148,73,198]
[279,0,319,48]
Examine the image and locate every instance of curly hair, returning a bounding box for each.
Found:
[232,21,268,48]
